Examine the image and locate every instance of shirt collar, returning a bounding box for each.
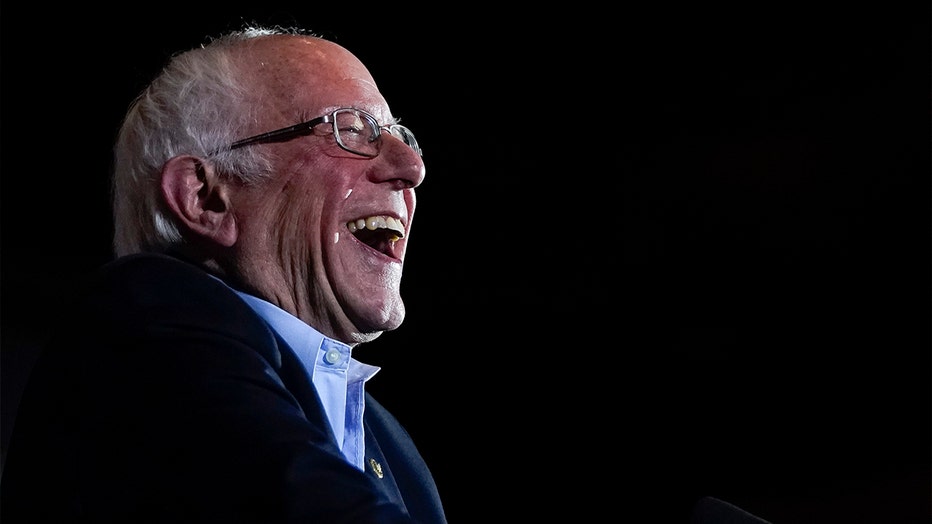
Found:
[225,286,380,383]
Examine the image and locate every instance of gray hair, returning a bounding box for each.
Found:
[111,25,315,256]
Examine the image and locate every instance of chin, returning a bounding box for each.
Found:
[350,330,385,344]
[349,304,405,343]
[373,311,405,334]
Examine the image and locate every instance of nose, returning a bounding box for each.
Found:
[371,135,426,188]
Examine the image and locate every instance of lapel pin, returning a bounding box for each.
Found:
[368,458,384,479]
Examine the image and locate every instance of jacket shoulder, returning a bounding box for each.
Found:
[74,252,279,359]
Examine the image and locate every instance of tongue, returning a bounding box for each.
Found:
[354,228,399,254]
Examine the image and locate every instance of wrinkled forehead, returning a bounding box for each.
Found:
[243,36,389,121]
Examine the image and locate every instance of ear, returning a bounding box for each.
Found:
[160,155,238,247]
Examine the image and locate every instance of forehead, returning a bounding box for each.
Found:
[244,36,389,120]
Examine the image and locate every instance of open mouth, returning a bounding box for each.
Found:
[347,215,405,257]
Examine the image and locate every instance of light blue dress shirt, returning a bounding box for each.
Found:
[231,289,380,470]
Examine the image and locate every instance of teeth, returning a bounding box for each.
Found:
[347,215,405,240]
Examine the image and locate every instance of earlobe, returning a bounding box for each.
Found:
[160,155,238,247]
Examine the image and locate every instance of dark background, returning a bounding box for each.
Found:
[2,3,929,523]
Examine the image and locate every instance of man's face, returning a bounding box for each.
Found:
[229,37,426,344]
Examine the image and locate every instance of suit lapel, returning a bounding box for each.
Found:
[363,418,409,510]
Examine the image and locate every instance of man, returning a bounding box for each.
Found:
[1,26,446,523]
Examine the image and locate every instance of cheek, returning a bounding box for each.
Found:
[268,157,350,251]
[273,190,325,247]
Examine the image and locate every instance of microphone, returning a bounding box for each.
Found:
[689,496,772,524]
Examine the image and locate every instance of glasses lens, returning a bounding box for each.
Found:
[333,109,380,157]
[388,125,421,156]
[331,109,421,158]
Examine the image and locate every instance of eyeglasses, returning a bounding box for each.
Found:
[219,107,421,158]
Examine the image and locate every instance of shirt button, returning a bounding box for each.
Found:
[324,348,342,365]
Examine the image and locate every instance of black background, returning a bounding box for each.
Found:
[2,3,929,523]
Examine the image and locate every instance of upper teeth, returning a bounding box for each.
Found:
[347,215,405,240]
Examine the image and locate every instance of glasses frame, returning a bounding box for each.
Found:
[217,107,421,158]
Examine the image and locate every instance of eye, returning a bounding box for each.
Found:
[337,113,374,139]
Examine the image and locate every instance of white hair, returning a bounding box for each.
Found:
[111,25,317,256]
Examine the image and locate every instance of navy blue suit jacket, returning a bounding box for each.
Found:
[1,253,446,523]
